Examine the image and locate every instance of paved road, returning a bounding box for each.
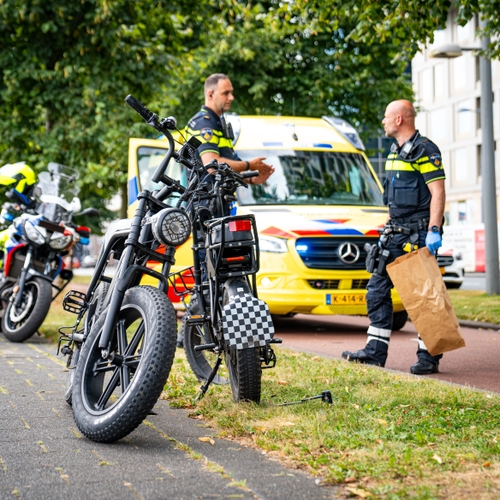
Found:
[462,272,486,291]
[0,334,335,500]
[273,314,500,393]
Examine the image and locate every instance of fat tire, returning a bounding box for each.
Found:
[222,283,262,403]
[65,282,110,406]
[2,277,52,343]
[392,310,408,331]
[71,286,177,442]
[183,300,228,385]
[65,347,80,405]
[225,346,262,403]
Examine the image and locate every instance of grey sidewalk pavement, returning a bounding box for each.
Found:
[0,334,336,500]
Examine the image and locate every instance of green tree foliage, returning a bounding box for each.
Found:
[7,0,477,226]
[165,1,413,139]
[283,0,500,60]
[0,0,211,223]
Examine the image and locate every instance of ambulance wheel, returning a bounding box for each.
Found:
[392,310,408,331]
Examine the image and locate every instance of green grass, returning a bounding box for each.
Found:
[448,289,500,324]
[164,349,500,499]
[40,278,500,497]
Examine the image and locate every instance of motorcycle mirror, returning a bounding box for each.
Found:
[75,207,100,217]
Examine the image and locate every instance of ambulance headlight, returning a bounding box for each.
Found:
[260,235,288,253]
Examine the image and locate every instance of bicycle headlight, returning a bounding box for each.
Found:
[23,220,46,245]
[151,208,191,246]
[49,232,73,250]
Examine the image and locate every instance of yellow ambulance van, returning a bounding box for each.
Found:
[128,115,409,330]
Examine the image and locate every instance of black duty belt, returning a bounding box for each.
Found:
[388,218,428,236]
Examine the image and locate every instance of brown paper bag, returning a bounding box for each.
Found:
[386,247,466,355]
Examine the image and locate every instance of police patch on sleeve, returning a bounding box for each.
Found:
[430,154,442,167]
[200,128,213,142]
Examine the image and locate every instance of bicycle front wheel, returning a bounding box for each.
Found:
[71,286,177,442]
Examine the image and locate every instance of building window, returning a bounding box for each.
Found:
[456,100,473,136]
[456,20,473,44]
[476,144,482,179]
[458,201,467,223]
[433,63,444,99]
[452,56,467,91]
[430,108,448,142]
[433,28,447,47]
[420,67,433,103]
[415,112,427,137]
[454,147,469,183]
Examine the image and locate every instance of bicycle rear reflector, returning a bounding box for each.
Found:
[229,219,252,232]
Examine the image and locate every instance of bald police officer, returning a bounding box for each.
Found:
[342,100,446,375]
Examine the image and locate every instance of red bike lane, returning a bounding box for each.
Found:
[272,314,500,393]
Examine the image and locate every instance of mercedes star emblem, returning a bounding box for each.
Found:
[338,242,361,264]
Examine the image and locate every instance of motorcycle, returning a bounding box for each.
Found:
[59,96,277,443]
[0,162,99,342]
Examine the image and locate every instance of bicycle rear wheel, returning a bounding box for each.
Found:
[222,281,262,402]
[183,298,228,385]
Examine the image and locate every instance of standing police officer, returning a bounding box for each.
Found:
[185,73,274,194]
[178,74,275,348]
[342,100,446,375]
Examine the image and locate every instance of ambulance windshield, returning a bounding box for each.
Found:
[236,150,384,206]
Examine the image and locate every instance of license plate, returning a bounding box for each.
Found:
[326,294,366,305]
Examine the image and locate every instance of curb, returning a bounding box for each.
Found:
[458,319,500,331]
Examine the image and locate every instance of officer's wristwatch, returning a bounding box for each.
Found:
[428,225,440,233]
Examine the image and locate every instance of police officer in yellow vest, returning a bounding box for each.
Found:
[342,100,446,375]
[185,73,274,215]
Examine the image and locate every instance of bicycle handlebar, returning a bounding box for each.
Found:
[124,94,155,124]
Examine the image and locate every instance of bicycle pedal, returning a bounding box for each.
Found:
[186,315,205,326]
[62,290,87,314]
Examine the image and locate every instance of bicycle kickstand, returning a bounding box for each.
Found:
[195,356,223,403]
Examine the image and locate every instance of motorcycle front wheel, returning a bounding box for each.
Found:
[71,286,177,443]
[2,277,52,342]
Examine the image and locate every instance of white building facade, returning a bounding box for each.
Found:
[412,11,500,271]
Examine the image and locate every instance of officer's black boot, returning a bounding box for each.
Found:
[342,339,388,367]
[410,349,443,375]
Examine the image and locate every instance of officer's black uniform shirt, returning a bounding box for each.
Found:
[185,105,240,161]
[384,131,446,220]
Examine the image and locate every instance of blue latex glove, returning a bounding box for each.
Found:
[425,231,442,254]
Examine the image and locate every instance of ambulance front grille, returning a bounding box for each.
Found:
[296,237,378,270]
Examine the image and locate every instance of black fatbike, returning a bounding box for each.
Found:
[59,96,278,443]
